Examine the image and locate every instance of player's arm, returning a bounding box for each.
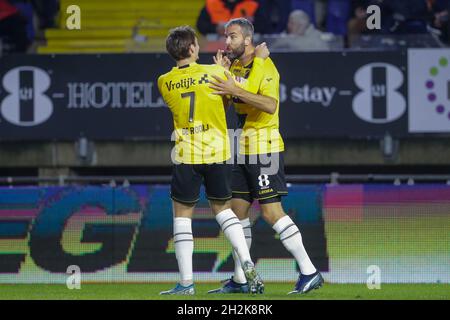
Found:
[157,75,163,92]
[223,80,277,114]
[157,75,169,109]
[213,61,264,96]
[157,75,165,99]
[209,71,278,115]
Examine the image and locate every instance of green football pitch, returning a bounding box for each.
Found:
[0,283,448,300]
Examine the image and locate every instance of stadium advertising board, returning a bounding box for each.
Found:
[0,54,173,140]
[276,51,407,138]
[0,184,448,284]
[0,51,414,140]
[408,49,450,133]
[0,184,327,283]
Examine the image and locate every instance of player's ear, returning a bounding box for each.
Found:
[244,36,251,46]
[189,43,195,56]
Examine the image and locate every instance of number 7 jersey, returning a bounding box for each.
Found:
[158,63,231,164]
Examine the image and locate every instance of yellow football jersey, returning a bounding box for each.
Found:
[230,57,285,155]
[158,63,230,164]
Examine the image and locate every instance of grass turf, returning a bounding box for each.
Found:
[0,283,448,300]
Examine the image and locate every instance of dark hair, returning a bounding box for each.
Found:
[166,26,197,61]
[225,18,254,41]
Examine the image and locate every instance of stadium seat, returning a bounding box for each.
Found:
[326,0,351,36]
[39,0,205,53]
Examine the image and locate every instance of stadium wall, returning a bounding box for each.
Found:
[0,184,448,284]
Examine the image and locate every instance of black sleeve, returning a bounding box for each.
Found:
[196,6,217,35]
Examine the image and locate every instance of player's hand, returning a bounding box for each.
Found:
[255,42,270,60]
[209,71,238,96]
[213,49,231,70]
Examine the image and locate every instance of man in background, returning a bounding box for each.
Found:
[271,9,331,51]
[197,0,259,36]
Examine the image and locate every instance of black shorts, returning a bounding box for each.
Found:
[232,152,288,204]
[171,163,232,205]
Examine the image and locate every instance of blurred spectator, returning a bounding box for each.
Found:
[292,0,342,31]
[291,0,316,26]
[348,0,450,46]
[347,0,373,45]
[253,0,291,34]
[428,0,449,44]
[270,10,331,51]
[196,0,259,36]
[0,0,30,53]
[376,0,431,34]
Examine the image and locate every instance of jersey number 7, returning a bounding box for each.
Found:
[181,91,195,123]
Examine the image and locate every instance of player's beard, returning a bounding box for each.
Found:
[226,42,245,61]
